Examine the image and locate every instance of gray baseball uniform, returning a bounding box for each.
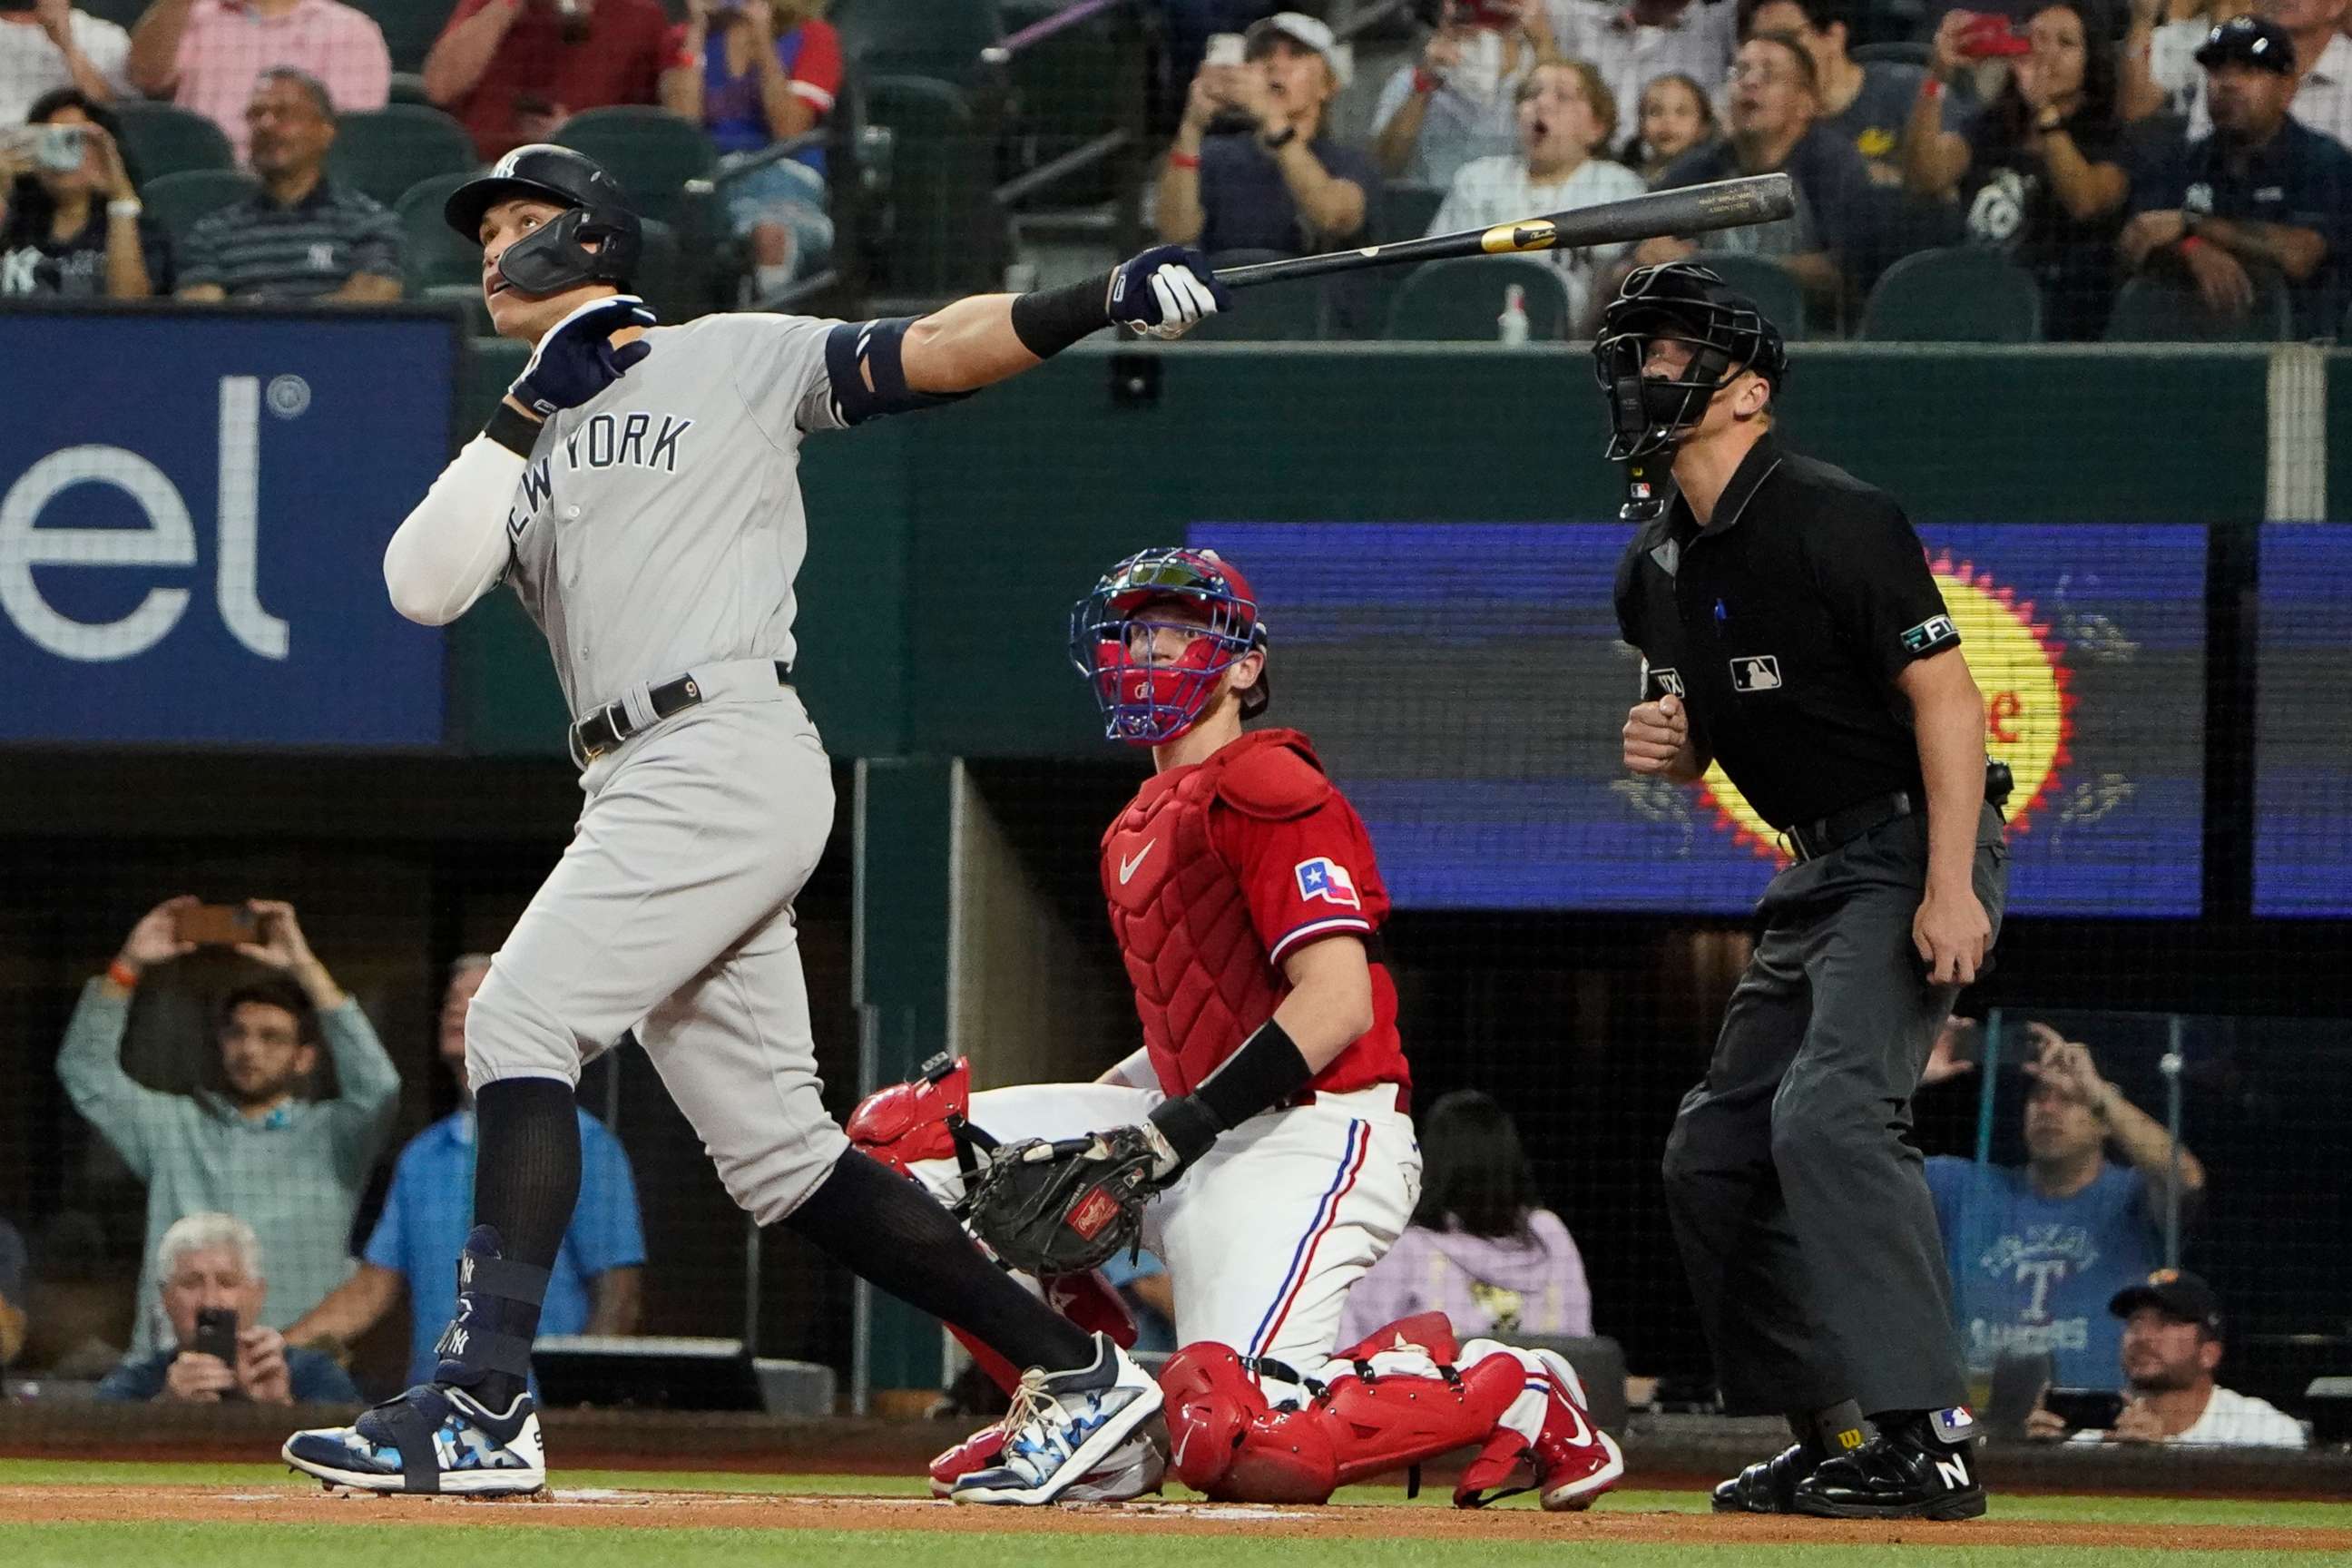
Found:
[463,310,863,1225]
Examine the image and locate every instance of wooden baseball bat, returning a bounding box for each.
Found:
[1210,174,1795,289]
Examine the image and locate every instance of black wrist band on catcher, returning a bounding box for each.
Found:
[484,401,544,456]
[1009,273,1112,358]
[1149,1019,1317,1170]
[1146,1095,1223,1171]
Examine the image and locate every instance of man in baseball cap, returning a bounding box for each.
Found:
[2122,12,2352,335]
[2026,1269,2308,1448]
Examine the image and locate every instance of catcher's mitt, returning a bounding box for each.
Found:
[961,1129,1160,1276]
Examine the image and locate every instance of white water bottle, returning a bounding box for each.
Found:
[1497,283,1530,345]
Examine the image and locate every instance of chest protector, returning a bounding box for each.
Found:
[1101,729,1331,1098]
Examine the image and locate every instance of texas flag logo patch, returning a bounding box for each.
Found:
[1295,858,1361,909]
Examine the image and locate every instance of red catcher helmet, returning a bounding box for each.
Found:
[1069,547,1269,746]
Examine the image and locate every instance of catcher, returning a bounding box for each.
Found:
[850,546,1623,1508]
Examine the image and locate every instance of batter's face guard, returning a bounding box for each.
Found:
[1070,547,1268,747]
[1592,261,1787,463]
[446,144,644,298]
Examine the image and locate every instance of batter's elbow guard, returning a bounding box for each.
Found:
[822,318,974,426]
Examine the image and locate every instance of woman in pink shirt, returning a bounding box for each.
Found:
[1340,1089,1593,1346]
[126,0,388,159]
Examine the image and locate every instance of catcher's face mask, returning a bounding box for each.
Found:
[1070,548,1268,747]
[1592,261,1786,466]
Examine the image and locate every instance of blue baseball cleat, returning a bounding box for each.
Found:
[284,1381,545,1496]
[951,1333,1167,1505]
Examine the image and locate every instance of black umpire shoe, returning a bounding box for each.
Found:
[1790,1415,1986,1521]
[1710,1442,1820,1514]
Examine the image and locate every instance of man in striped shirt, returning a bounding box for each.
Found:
[177,66,400,301]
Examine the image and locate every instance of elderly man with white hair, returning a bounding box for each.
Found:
[96,1213,360,1404]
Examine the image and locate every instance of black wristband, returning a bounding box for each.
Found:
[1009,272,1112,359]
[1194,1018,1316,1132]
[484,401,544,456]
[1146,1095,1223,1172]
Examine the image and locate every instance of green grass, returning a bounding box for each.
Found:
[4,1460,2348,1567]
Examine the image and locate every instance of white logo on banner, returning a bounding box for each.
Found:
[0,377,291,662]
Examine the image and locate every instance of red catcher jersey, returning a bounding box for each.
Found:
[1099,728,1408,1103]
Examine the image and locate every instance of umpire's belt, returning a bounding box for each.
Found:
[570,660,793,765]
[1781,765,2010,863]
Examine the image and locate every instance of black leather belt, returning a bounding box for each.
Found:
[570,661,791,764]
[1782,763,2012,863]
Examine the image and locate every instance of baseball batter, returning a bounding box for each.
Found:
[849,548,1623,1510]
[283,146,1236,1505]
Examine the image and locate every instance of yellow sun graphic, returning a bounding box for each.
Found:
[1699,554,2074,861]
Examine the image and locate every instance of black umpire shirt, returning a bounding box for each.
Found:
[1612,432,1960,830]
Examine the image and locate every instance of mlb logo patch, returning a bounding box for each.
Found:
[1902,613,1959,654]
[1730,655,1783,692]
[1295,858,1361,909]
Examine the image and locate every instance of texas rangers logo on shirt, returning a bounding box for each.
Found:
[1295,858,1361,909]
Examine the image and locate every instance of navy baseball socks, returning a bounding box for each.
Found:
[282,1225,549,1494]
[1711,1399,1865,1514]
[284,1078,580,1494]
[1793,1406,1985,1520]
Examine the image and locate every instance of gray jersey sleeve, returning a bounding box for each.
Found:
[728,311,853,444]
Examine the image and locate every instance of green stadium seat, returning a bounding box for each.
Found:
[397,170,483,291]
[366,0,459,75]
[999,0,1142,209]
[422,279,495,336]
[554,107,716,230]
[834,0,1004,80]
[113,102,234,181]
[465,334,533,426]
[2104,267,2293,342]
[1380,182,1446,244]
[1385,256,1575,341]
[862,74,1002,298]
[388,72,436,107]
[330,105,478,208]
[1689,250,1811,340]
[139,170,259,250]
[1860,247,2043,342]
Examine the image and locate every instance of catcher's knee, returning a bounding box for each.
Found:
[846,1055,974,1179]
[1161,1342,1339,1504]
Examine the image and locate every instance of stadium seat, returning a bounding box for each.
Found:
[999,0,1145,210]
[422,279,494,336]
[862,74,1003,298]
[554,107,717,230]
[388,72,435,106]
[397,171,484,292]
[366,0,459,75]
[834,0,1004,80]
[140,169,260,248]
[2104,266,2293,342]
[113,102,233,181]
[330,105,478,208]
[1860,247,2043,342]
[1689,250,1810,340]
[1191,251,1327,339]
[1385,256,1574,341]
[1380,181,1446,244]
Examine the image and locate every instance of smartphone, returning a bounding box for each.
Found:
[1204,32,1246,68]
[191,1306,240,1367]
[1957,12,2032,58]
[34,123,85,172]
[174,903,255,946]
[2043,1387,2128,1430]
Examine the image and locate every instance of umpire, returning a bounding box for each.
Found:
[1599,264,2007,1521]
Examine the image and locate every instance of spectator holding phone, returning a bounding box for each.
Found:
[1926,1023,2204,1392]
[2024,1270,2307,1446]
[1622,69,1718,175]
[1,86,168,296]
[1155,12,1379,257]
[289,955,647,1386]
[96,1213,359,1404]
[0,0,129,126]
[659,0,838,303]
[1905,0,2131,338]
[422,0,668,161]
[1427,59,1647,326]
[1339,1090,1592,1345]
[1370,0,1550,188]
[57,895,399,1358]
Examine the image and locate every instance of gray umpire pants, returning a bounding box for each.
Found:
[1661,801,2007,1418]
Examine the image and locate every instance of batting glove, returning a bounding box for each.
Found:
[511,294,657,416]
[1108,246,1230,340]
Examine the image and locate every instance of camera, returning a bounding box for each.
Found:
[36,124,87,173]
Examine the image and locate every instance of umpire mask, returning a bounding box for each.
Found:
[1592,262,1788,469]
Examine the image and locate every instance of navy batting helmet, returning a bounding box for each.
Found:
[1592,262,1788,462]
[445,144,642,297]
